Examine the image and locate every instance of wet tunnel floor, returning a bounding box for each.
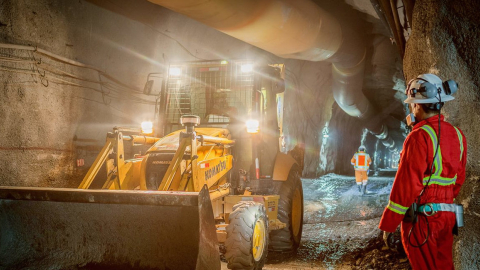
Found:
[222,172,409,270]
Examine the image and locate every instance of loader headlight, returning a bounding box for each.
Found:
[169,67,182,76]
[141,121,153,134]
[246,119,259,134]
[241,64,253,73]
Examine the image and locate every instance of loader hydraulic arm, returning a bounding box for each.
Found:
[78,130,159,189]
[78,133,115,189]
[158,135,190,191]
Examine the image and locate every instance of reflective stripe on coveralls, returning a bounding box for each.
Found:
[387,200,409,215]
[420,125,458,186]
[453,127,464,161]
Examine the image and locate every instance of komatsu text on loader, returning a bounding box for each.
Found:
[0,60,304,270]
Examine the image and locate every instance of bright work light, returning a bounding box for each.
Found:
[141,121,153,134]
[241,64,253,73]
[246,119,259,134]
[169,67,181,76]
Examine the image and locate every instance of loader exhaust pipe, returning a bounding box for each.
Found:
[0,186,220,270]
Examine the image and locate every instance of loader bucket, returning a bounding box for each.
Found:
[0,185,220,270]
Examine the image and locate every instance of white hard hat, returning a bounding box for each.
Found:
[358,145,366,151]
[404,74,458,104]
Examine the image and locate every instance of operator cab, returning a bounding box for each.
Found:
[148,59,287,182]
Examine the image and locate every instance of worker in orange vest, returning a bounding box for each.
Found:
[351,145,372,194]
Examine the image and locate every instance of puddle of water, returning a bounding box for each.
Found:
[303,174,392,224]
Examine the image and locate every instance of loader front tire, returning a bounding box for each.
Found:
[269,165,303,253]
[225,202,268,270]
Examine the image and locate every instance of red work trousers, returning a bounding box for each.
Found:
[401,212,456,270]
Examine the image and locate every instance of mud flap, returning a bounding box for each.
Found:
[0,185,220,270]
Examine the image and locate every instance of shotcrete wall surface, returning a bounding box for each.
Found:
[404,0,480,268]
[0,0,343,185]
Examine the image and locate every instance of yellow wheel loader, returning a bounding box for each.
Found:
[0,60,304,270]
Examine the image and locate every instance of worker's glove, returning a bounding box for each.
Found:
[383,231,393,249]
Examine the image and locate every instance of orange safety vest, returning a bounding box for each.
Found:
[351,152,371,171]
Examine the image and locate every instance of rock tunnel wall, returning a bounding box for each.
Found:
[0,0,367,186]
[318,104,368,176]
[281,59,368,178]
[404,0,480,268]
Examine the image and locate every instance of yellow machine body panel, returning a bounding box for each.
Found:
[272,152,298,181]
[195,155,233,192]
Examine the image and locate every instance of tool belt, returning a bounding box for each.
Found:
[416,203,456,216]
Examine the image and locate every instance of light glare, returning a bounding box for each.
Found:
[241,64,253,73]
[169,67,181,76]
[141,121,153,134]
[246,119,260,134]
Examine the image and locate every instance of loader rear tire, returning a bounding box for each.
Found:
[225,202,268,270]
[269,165,303,253]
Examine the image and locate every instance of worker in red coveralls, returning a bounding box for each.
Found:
[379,74,467,270]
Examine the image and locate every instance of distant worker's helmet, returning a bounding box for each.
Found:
[404,74,458,104]
[358,145,366,152]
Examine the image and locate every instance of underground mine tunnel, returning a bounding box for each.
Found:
[0,0,479,269]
